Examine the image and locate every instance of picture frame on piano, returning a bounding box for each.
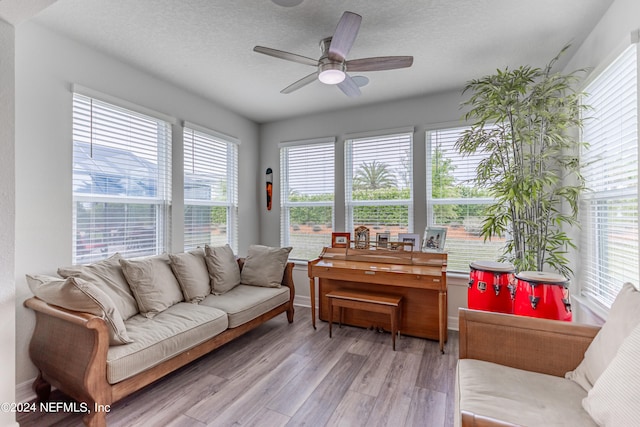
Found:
[398,233,420,251]
[376,232,390,248]
[422,226,447,252]
[331,232,350,248]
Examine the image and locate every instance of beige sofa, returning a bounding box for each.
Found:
[24,244,295,427]
[456,283,640,427]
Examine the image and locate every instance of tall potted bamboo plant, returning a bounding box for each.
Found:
[456,46,588,278]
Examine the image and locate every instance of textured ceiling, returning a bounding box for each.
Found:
[28,0,613,123]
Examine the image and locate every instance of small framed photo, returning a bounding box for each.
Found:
[398,233,420,252]
[376,232,390,248]
[354,226,370,249]
[331,232,350,248]
[422,227,447,252]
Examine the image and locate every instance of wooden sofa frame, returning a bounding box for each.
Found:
[458,308,601,427]
[24,259,295,427]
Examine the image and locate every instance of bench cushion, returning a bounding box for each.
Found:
[200,284,289,328]
[456,359,597,427]
[107,303,228,384]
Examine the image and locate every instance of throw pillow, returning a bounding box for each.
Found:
[119,254,184,318]
[240,244,291,288]
[204,244,241,295]
[565,282,640,391]
[26,274,132,345]
[58,253,139,320]
[169,250,210,302]
[582,323,640,426]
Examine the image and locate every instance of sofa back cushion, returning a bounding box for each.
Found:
[204,244,241,295]
[26,274,133,345]
[58,253,139,320]
[240,245,292,288]
[582,322,640,426]
[120,254,184,318]
[169,249,210,302]
[566,282,640,391]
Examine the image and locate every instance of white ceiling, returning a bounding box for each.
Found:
[23,0,612,123]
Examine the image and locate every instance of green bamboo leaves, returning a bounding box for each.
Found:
[456,46,589,278]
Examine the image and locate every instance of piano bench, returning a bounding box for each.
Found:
[326,289,403,350]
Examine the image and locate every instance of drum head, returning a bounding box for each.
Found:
[515,271,568,285]
[470,260,515,273]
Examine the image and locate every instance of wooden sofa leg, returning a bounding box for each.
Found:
[83,408,107,427]
[287,305,295,323]
[32,372,51,402]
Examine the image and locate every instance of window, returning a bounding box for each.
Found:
[72,93,172,263]
[280,138,335,260]
[580,43,639,308]
[345,130,413,238]
[183,124,238,252]
[427,126,503,272]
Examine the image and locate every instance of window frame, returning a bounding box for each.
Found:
[425,124,503,273]
[71,90,173,263]
[183,122,239,252]
[280,137,336,261]
[578,41,639,310]
[344,129,414,235]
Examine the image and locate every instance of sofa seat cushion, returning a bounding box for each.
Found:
[200,284,289,328]
[456,359,597,427]
[107,303,228,384]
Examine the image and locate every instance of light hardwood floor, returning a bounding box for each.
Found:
[18,306,458,427]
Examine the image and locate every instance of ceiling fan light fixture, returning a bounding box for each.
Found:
[318,62,346,85]
[318,69,345,85]
[271,0,303,7]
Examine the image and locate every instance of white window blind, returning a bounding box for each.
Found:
[72,93,172,263]
[345,132,413,238]
[580,43,639,308]
[427,126,503,272]
[280,139,335,260]
[183,126,238,252]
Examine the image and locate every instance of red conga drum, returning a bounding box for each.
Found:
[468,261,515,313]
[514,271,572,321]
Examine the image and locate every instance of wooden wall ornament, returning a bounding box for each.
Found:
[266,167,273,210]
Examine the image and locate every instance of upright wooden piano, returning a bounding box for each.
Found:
[308,245,448,352]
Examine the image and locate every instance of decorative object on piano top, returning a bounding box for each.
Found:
[422,227,446,252]
[398,233,420,252]
[331,232,350,248]
[376,232,390,248]
[354,226,370,249]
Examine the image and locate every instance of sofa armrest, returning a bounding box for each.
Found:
[459,308,600,377]
[24,297,112,408]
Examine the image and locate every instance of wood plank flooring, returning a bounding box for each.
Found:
[17,306,458,427]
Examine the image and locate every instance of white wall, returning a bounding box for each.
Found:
[14,22,261,385]
[259,89,472,328]
[0,16,18,427]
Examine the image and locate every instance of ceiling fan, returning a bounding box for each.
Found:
[253,11,414,97]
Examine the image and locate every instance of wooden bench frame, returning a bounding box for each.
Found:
[326,289,402,350]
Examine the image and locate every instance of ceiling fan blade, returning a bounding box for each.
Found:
[328,11,362,61]
[346,56,414,72]
[337,74,361,97]
[281,72,319,94]
[253,46,318,67]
